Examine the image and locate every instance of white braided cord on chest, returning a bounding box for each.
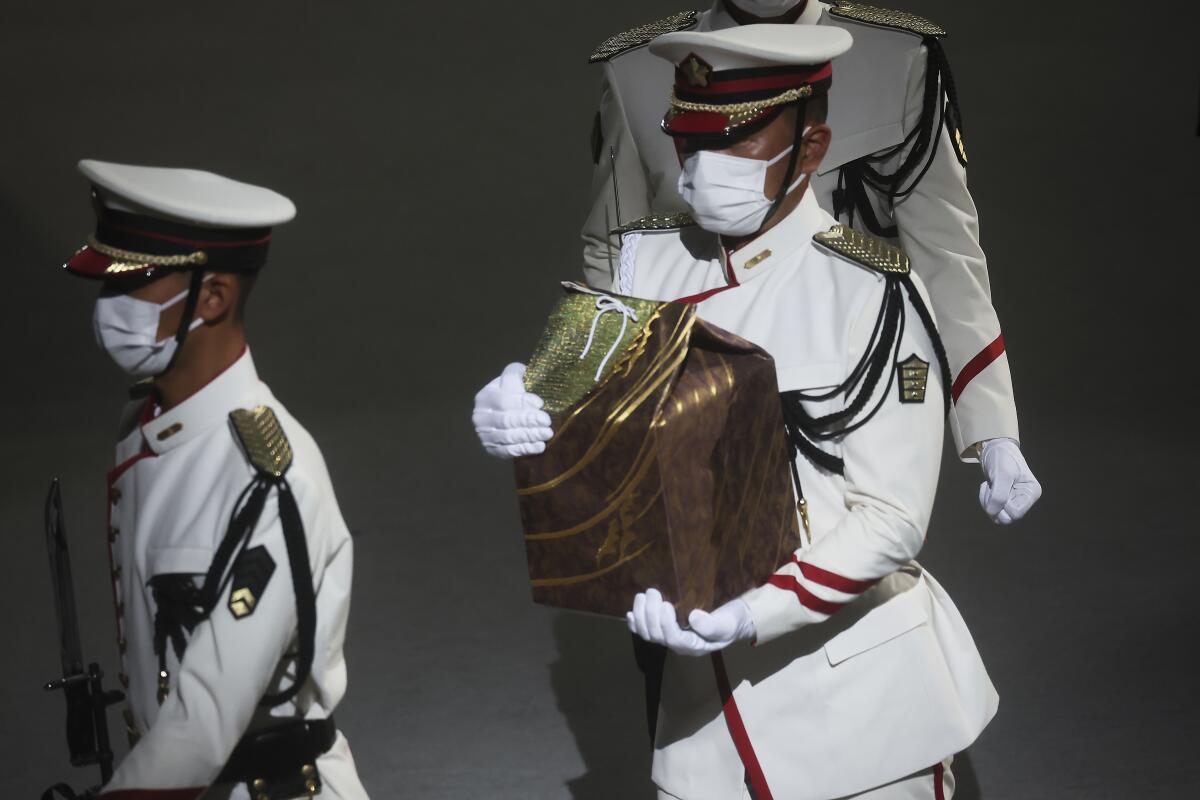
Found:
[617,232,642,296]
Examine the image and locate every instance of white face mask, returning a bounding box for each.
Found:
[92,279,207,377]
[729,0,804,17]
[677,129,811,237]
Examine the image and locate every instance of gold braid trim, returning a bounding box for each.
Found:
[669,86,812,130]
[813,224,910,274]
[230,406,293,478]
[86,235,208,271]
[589,10,699,63]
[828,2,946,37]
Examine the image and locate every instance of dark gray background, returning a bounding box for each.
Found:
[2,1,1197,796]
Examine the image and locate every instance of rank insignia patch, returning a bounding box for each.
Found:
[228,546,275,619]
[897,354,930,403]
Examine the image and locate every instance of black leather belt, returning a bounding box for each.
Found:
[217,718,337,799]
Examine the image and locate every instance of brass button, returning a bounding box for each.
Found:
[118,637,127,654]
[112,564,123,580]
[301,764,315,777]
[108,526,120,543]
[156,422,183,441]
[116,601,124,617]
[109,487,122,505]
[119,672,130,689]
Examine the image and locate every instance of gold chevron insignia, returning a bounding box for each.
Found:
[230,406,293,478]
[828,2,946,37]
[229,587,257,618]
[589,9,699,63]
[897,354,930,403]
[814,225,910,275]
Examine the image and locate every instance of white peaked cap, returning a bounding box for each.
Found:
[78,160,296,229]
[649,23,852,71]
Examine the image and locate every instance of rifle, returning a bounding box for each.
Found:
[41,479,124,799]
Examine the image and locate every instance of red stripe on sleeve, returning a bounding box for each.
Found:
[108,223,272,249]
[711,653,775,800]
[766,575,846,616]
[951,334,1005,403]
[796,560,878,595]
[934,762,946,800]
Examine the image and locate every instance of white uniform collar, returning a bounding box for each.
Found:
[703,0,827,32]
[720,188,825,284]
[141,348,260,455]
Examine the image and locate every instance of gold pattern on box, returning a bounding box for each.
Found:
[522,305,696,494]
[589,9,699,63]
[814,224,910,274]
[829,2,946,37]
[523,285,670,418]
[230,406,293,478]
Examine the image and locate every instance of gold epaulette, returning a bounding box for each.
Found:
[828,2,945,37]
[230,406,293,478]
[610,213,695,237]
[589,10,699,64]
[814,224,910,275]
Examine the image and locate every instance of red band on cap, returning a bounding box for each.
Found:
[105,223,271,250]
[677,63,832,97]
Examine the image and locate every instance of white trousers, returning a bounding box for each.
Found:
[657,757,954,800]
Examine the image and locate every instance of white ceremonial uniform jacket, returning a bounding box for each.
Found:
[620,192,997,800]
[100,350,367,800]
[584,1,1018,456]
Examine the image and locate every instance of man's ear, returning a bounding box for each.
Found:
[197,272,237,323]
[800,123,831,176]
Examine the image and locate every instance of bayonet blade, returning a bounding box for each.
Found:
[45,479,85,678]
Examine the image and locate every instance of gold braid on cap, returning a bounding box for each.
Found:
[668,85,813,131]
[86,235,208,273]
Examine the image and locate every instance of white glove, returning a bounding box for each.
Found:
[472,363,554,459]
[626,588,756,657]
[978,437,1042,524]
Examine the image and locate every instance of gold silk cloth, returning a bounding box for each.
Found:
[516,282,799,621]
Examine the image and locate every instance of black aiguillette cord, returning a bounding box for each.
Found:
[837,36,964,231]
[780,271,955,484]
[260,479,316,707]
[191,473,318,708]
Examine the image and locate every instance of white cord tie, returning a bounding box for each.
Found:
[580,296,639,381]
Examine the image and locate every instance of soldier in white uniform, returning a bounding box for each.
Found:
[63,161,368,800]
[581,0,1041,525]
[474,24,996,799]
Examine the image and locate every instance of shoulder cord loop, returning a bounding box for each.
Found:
[832,37,963,236]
